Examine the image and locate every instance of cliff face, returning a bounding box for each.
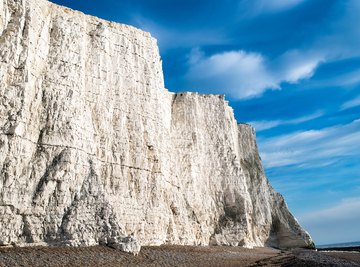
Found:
[0,0,313,251]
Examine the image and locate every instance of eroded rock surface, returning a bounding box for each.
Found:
[0,0,313,252]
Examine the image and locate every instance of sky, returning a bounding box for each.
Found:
[50,0,360,246]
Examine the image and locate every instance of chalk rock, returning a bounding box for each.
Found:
[0,0,313,253]
[107,235,141,255]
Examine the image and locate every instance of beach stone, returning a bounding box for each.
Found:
[107,235,141,255]
[0,0,313,253]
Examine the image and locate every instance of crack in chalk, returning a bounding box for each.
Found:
[1,133,161,174]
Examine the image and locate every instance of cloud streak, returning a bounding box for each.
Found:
[314,0,360,61]
[298,197,360,244]
[257,119,360,168]
[249,111,323,131]
[341,95,360,110]
[239,0,307,16]
[131,15,228,50]
[300,197,360,223]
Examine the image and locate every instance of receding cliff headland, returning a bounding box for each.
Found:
[0,0,314,256]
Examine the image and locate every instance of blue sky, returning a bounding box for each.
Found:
[50,0,360,245]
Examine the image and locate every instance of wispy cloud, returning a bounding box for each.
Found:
[258,119,360,168]
[304,0,360,65]
[300,197,360,223]
[298,197,360,244]
[341,95,360,110]
[131,16,228,50]
[258,0,306,12]
[239,0,307,16]
[321,0,360,60]
[185,48,321,99]
[309,69,360,88]
[250,111,323,131]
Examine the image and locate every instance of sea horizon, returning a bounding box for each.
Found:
[316,241,360,249]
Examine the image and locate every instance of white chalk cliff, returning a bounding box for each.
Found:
[0,0,313,252]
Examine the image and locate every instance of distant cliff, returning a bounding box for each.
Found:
[0,0,313,252]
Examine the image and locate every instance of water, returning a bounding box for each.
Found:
[317,241,360,249]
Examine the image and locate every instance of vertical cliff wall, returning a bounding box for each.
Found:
[0,0,313,250]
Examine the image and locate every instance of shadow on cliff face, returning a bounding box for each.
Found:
[265,212,315,250]
[265,217,281,248]
[209,192,249,246]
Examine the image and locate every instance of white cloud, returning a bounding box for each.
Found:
[285,61,317,82]
[257,119,360,168]
[250,111,323,131]
[341,96,360,110]
[185,48,321,99]
[274,50,322,83]
[186,49,279,98]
